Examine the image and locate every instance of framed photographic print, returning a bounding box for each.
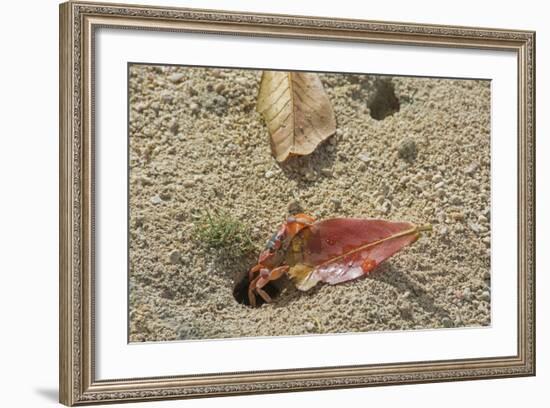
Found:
[59,1,536,405]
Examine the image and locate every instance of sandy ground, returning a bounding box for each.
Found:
[128,64,491,342]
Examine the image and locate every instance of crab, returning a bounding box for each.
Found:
[246,214,432,307]
[247,213,315,306]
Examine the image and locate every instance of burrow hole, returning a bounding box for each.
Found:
[367,78,400,120]
[232,269,283,307]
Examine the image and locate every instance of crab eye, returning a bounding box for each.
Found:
[266,233,277,249]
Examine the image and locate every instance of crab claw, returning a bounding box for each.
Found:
[286,213,315,235]
[248,265,290,307]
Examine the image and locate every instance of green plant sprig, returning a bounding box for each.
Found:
[193,210,255,257]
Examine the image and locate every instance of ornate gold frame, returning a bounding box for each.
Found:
[59,1,536,405]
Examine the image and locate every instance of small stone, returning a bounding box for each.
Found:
[434,181,445,190]
[160,288,175,300]
[159,191,171,201]
[203,94,228,115]
[465,162,478,175]
[441,317,453,328]
[169,120,179,134]
[331,198,342,208]
[169,250,181,264]
[189,102,200,115]
[214,83,225,94]
[399,301,413,319]
[304,171,316,181]
[264,170,276,179]
[397,138,418,161]
[143,127,154,138]
[450,195,462,205]
[463,287,472,301]
[439,226,448,236]
[482,270,491,280]
[482,236,491,246]
[464,180,478,190]
[182,179,194,188]
[358,152,370,162]
[161,91,173,104]
[305,321,315,332]
[469,222,481,233]
[480,291,491,302]
[150,195,162,205]
[374,195,385,206]
[235,77,248,86]
[135,102,148,113]
[134,217,144,228]
[168,73,185,83]
[432,174,443,183]
[320,168,333,177]
[288,200,303,214]
[378,200,391,215]
[211,69,223,78]
[139,176,153,186]
[478,215,489,224]
[449,211,465,222]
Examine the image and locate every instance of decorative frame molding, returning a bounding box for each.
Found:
[59,1,535,405]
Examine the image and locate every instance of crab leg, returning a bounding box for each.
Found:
[248,275,262,307]
[256,287,273,304]
[263,265,290,281]
[286,216,313,224]
[248,265,290,306]
[248,263,263,283]
[256,266,289,303]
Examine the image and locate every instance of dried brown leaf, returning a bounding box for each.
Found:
[257,71,336,162]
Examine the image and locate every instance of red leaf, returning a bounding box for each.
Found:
[286,218,431,291]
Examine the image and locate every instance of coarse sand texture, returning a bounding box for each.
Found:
[128,65,491,342]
